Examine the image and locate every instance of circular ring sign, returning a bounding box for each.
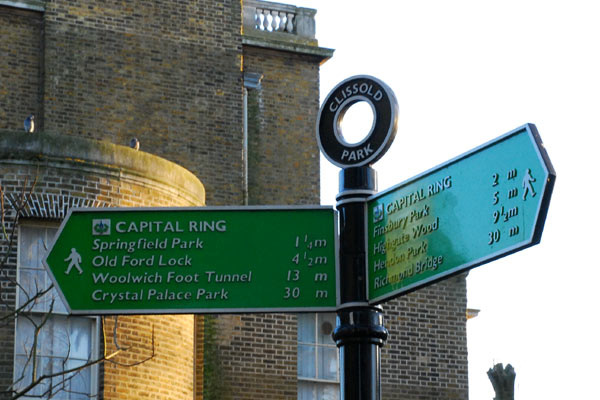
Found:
[317,75,398,168]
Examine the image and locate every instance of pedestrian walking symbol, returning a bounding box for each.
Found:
[522,168,537,200]
[64,248,83,275]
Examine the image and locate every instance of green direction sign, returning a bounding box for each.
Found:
[366,124,555,304]
[44,206,338,314]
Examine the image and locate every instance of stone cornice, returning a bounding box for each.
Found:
[0,131,205,206]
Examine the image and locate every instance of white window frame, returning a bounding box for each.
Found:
[14,221,99,399]
[0,0,45,12]
[297,313,340,400]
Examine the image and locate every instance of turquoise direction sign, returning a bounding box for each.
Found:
[44,206,338,314]
[366,124,555,304]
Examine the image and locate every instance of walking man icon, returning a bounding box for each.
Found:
[64,248,83,275]
[522,168,537,200]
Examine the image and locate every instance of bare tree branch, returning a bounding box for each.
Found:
[113,315,126,351]
[6,313,157,399]
[103,315,156,367]
[0,285,53,322]
[0,175,37,305]
[1,176,156,400]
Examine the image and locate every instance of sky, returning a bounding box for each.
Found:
[292,1,599,398]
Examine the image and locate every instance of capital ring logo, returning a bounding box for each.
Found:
[373,204,384,223]
[92,219,111,236]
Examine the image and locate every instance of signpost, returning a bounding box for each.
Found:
[42,73,556,400]
[314,75,555,400]
[44,206,338,314]
[318,76,399,400]
[366,124,555,304]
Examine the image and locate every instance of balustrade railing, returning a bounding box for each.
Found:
[243,0,316,40]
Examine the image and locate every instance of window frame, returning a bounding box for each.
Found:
[297,312,340,399]
[0,0,45,12]
[14,221,100,399]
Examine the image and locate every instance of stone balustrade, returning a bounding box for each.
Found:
[243,0,316,40]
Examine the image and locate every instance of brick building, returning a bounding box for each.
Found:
[0,1,468,399]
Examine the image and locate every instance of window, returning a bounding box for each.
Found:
[14,223,97,399]
[297,313,340,400]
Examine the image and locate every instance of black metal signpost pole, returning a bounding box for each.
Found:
[317,76,399,400]
[334,166,388,400]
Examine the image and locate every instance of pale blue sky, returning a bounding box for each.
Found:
[294,1,599,398]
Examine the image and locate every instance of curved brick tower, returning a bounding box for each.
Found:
[0,131,204,398]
